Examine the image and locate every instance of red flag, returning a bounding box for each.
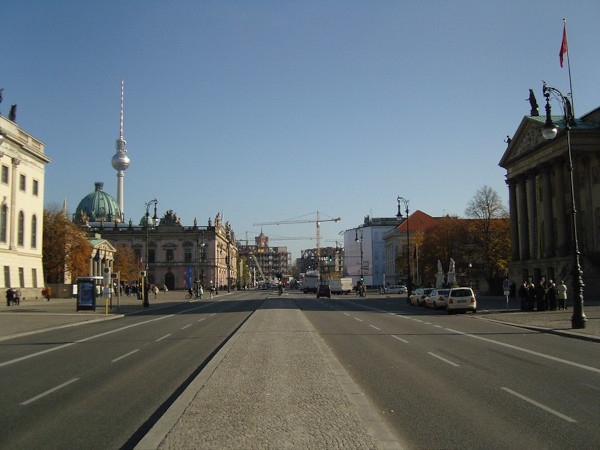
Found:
[559,24,568,67]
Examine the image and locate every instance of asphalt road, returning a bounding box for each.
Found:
[2,289,599,449]
[297,294,600,449]
[0,291,264,449]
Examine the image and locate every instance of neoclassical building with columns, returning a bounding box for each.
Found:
[499,104,600,295]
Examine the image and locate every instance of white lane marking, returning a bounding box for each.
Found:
[210,313,216,317]
[111,349,139,363]
[181,324,192,330]
[428,352,460,367]
[198,318,206,322]
[344,313,350,316]
[354,317,363,322]
[391,335,409,344]
[501,387,576,423]
[369,325,381,331]
[156,334,171,342]
[0,314,174,369]
[581,383,600,392]
[21,378,80,405]
[433,325,443,328]
[1,302,217,369]
[444,328,600,374]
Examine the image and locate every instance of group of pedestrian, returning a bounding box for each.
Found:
[5,288,21,306]
[518,279,567,311]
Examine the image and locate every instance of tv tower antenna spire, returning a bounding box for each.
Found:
[111,78,130,220]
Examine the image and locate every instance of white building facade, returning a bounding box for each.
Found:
[0,115,51,298]
[343,216,399,288]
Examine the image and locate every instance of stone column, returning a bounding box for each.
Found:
[507,179,520,260]
[554,161,568,256]
[541,164,555,257]
[516,176,529,260]
[528,174,540,260]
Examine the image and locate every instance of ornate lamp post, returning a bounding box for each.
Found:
[541,82,586,329]
[397,196,411,296]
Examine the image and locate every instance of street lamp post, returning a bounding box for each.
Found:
[143,199,158,307]
[397,197,411,296]
[542,82,586,329]
[355,229,363,283]
[468,262,472,288]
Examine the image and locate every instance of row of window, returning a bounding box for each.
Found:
[133,248,208,264]
[1,165,39,196]
[0,205,38,248]
[3,266,38,289]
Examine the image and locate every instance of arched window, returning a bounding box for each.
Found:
[31,214,37,248]
[18,211,25,246]
[0,204,7,243]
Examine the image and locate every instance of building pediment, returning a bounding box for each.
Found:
[499,117,547,168]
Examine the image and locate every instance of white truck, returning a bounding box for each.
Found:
[328,277,353,295]
[302,272,320,294]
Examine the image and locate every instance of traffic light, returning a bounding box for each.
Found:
[328,255,333,262]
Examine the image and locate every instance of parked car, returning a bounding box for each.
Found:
[446,287,477,314]
[317,284,331,299]
[409,288,434,306]
[424,289,450,309]
[388,285,407,295]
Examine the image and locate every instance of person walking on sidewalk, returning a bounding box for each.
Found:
[547,281,557,310]
[14,288,21,306]
[518,281,529,311]
[535,280,547,311]
[42,287,52,302]
[556,280,567,310]
[6,288,15,306]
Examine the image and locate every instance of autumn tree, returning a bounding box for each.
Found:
[113,244,139,282]
[464,185,511,282]
[419,216,470,286]
[43,206,92,283]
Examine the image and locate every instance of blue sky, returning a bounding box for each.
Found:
[3,1,599,259]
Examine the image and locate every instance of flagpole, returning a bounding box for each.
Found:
[563,18,575,117]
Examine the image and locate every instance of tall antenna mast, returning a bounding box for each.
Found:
[111,77,130,220]
[120,78,125,140]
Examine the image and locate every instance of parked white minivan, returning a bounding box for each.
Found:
[446,287,477,314]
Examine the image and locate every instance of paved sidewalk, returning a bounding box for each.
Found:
[137,297,402,449]
[475,295,600,342]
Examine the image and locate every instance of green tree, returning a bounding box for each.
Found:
[43,206,91,283]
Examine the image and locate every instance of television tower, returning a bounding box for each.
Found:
[111,78,130,220]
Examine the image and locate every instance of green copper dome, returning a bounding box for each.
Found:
[75,182,122,223]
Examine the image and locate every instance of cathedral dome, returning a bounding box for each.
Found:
[75,182,122,223]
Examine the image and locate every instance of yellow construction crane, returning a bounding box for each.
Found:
[253,211,341,262]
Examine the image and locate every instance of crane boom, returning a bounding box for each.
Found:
[253,212,341,270]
